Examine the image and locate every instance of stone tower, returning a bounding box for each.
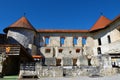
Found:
[4,16,37,55]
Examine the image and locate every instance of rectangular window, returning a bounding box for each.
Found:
[73,59,77,66]
[60,37,65,46]
[107,35,111,43]
[45,36,49,45]
[45,49,51,53]
[98,38,101,45]
[59,49,63,53]
[56,59,61,66]
[76,49,80,53]
[73,37,77,45]
[97,47,101,54]
[82,37,86,45]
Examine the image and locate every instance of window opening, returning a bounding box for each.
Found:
[98,38,101,45]
[45,36,49,45]
[88,59,91,66]
[107,35,111,43]
[76,49,80,53]
[45,49,51,53]
[60,37,65,46]
[73,37,77,45]
[59,49,63,53]
[97,47,101,54]
[56,59,61,66]
[82,37,86,45]
[73,59,77,66]
[69,51,72,54]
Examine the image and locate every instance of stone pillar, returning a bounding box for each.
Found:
[62,58,73,66]
[55,47,58,58]
[77,37,82,46]
[63,37,73,47]
[76,58,80,66]
[49,37,60,47]
[61,59,63,66]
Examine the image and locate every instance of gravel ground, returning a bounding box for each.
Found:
[38,74,120,80]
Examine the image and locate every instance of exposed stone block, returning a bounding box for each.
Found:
[45,58,56,66]
[62,57,73,66]
[37,66,63,77]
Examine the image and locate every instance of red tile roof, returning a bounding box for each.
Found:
[90,16,111,31]
[4,16,36,33]
[37,29,89,33]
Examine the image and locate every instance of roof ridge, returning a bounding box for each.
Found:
[3,16,36,33]
[90,15,111,31]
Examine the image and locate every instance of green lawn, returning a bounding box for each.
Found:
[2,75,18,80]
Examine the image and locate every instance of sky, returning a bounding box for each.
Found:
[0,0,120,33]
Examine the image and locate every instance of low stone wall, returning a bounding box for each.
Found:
[35,66,119,78]
[63,67,89,76]
[36,66,63,78]
[100,68,118,76]
[19,64,119,78]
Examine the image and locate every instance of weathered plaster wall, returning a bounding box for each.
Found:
[39,32,91,47]
[7,28,36,54]
[39,32,92,57]
[92,19,120,55]
[63,37,73,47]
[40,47,82,58]
[48,36,60,47]
[40,47,54,58]
[110,29,120,42]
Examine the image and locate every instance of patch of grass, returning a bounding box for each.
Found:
[2,75,18,80]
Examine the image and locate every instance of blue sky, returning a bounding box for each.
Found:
[0,0,120,33]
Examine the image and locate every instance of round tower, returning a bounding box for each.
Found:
[3,16,37,55]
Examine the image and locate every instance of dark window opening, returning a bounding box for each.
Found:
[76,49,80,53]
[97,47,101,54]
[45,49,51,53]
[45,37,49,46]
[88,59,91,66]
[53,48,55,57]
[73,37,78,45]
[107,35,111,43]
[98,38,101,45]
[69,51,72,53]
[56,59,61,66]
[60,37,65,46]
[73,59,77,66]
[59,49,63,53]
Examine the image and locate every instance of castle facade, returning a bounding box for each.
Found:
[1,15,120,78]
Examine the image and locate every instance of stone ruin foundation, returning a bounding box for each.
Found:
[19,54,119,78]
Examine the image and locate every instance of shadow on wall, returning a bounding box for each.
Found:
[7,36,20,45]
[7,36,31,53]
[38,47,45,66]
